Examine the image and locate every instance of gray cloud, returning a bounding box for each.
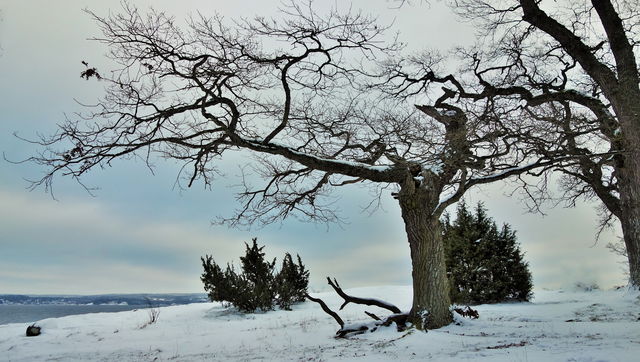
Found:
[0,0,628,295]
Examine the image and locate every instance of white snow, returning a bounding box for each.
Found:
[435,192,457,211]
[1,286,639,361]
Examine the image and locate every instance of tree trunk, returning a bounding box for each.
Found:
[619,207,640,287]
[614,85,640,287]
[397,179,452,330]
[617,128,640,287]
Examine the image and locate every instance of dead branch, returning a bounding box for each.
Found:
[305,293,344,328]
[453,306,479,319]
[364,311,381,320]
[306,277,408,338]
[326,277,401,313]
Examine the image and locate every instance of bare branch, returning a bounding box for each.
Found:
[326,277,401,314]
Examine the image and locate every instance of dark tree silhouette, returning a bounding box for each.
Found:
[26,2,557,329]
[406,0,640,286]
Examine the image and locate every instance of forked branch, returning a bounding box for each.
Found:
[327,277,401,313]
[306,277,408,338]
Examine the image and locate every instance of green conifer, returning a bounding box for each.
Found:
[200,238,310,312]
[238,238,276,312]
[275,253,310,310]
[443,201,533,304]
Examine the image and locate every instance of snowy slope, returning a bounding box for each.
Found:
[1,286,638,361]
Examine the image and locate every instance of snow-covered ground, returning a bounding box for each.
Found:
[1,286,638,361]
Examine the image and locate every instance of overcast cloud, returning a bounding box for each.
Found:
[0,0,627,295]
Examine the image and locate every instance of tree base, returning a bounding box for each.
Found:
[307,278,480,337]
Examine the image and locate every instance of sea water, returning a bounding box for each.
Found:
[0,304,146,325]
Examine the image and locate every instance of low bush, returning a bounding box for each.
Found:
[201,238,309,312]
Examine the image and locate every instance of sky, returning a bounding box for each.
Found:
[0,0,627,295]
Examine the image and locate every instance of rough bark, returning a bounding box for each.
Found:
[616,95,640,286]
[518,0,640,287]
[619,202,640,286]
[612,63,640,286]
[598,42,640,286]
[396,177,452,329]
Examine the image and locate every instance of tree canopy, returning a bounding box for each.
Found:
[384,0,639,286]
[25,0,630,329]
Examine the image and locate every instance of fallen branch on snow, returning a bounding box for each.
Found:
[306,277,409,338]
[453,306,479,319]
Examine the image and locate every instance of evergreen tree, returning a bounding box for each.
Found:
[200,256,234,306]
[200,238,309,312]
[443,201,533,304]
[225,263,255,311]
[238,238,277,312]
[293,254,309,302]
[275,253,310,310]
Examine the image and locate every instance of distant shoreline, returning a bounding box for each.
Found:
[0,304,149,325]
[0,293,207,306]
[0,293,208,324]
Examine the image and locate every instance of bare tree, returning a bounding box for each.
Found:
[25,3,556,330]
[403,0,640,286]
